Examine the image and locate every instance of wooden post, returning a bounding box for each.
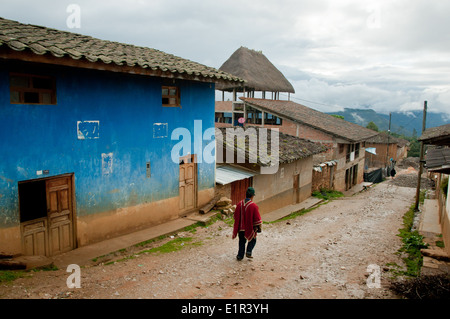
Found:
[414,101,427,211]
[386,112,392,167]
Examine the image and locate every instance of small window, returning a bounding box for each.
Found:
[10,73,56,105]
[264,112,283,125]
[162,86,180,107]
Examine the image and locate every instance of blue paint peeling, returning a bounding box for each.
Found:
[153,123,168,138]
[77,120,100,139]
[0,61,216,227]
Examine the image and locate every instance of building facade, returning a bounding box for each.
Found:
[0,18,242,256]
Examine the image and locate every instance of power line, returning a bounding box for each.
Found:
[279,93,341,109]
[280,93,424,136]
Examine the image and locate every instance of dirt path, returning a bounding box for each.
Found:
[0,171,419,299]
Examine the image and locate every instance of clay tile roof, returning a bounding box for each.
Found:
[240,98,378,143]
[425,146,450,173]
[216,127,328,166]
[365,131,409,147]
[216,46,295,93]
[419,123,450,146]
[0,17,244,85]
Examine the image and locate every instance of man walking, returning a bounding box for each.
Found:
[232,187,262,261]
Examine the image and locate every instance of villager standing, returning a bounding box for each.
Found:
[389,158,397,179]
[232,187,262,261]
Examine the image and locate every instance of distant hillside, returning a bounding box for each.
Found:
[327,108,449,137]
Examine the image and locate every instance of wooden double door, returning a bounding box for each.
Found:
[20,175,75,257]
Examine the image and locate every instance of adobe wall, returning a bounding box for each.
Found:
[253,158,313,215]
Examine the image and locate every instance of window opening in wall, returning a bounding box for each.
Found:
[355,143,360,158]
[215,112,233,124]
[264,112,283,125]
[246,106,262,125]
[19,180,47,223]
[162,86,180,107]
[10,73,56,105]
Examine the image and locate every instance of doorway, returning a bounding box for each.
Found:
[19,174,75,257]
[179,155,197,214]
[293,174,300,204]
[230,177,252,205]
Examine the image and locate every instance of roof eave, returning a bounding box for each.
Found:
[241,98,375,143]
[0,45,245,86]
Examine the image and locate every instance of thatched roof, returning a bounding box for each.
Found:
[216,47,295,93]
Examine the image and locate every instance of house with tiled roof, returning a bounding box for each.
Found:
[418,123,450,258]
[0,17,244,257]
[364,131,410,168]
[237,98,378,192]
[215,127,327,214]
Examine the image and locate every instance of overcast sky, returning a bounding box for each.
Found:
[2,0,449,118]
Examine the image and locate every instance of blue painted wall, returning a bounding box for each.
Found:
[0,61,216,227]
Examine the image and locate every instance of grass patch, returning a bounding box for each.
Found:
[264,201,328,224]
[312,189,344,201]
[0,270,28,283]
[436,240,445,248]
[140,237,201,254]
[223,216,234,227]
[394,203,428,277]
[93,217,223,265]
[102,237,203,265]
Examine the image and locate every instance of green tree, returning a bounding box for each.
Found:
[408,138,421,157]
[331,114,344,120]
[366,121,379,132]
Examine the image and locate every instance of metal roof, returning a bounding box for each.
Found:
[216,165,257,185]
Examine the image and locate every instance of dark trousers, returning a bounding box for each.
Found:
[237,231,257,259]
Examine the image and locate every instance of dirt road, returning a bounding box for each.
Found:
[0,171,419,299]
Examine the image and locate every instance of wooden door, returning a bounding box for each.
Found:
[345,168,351,191]
[21,217,48,256]
[231,178,251,205]
[46,176,74,256]
[352,165,358,186]
[179,156,196,213]
[293,174,300,204]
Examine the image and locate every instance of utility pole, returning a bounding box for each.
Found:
[386,112,392,168]
[414,101,427,211]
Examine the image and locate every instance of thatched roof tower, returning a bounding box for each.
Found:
[216,47,295,95]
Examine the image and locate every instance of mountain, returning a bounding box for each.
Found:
[327,108,449,137]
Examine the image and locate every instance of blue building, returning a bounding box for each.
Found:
[0,18,243,257]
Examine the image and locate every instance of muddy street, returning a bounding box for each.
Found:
[0,173,418,299]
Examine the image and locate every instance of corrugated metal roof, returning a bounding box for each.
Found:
[216,165,256,185]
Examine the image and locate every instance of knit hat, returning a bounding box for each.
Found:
[246,187,256,198]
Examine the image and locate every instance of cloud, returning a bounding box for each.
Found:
[1,0,449,118]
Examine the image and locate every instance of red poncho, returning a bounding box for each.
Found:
[232,199,262,241]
